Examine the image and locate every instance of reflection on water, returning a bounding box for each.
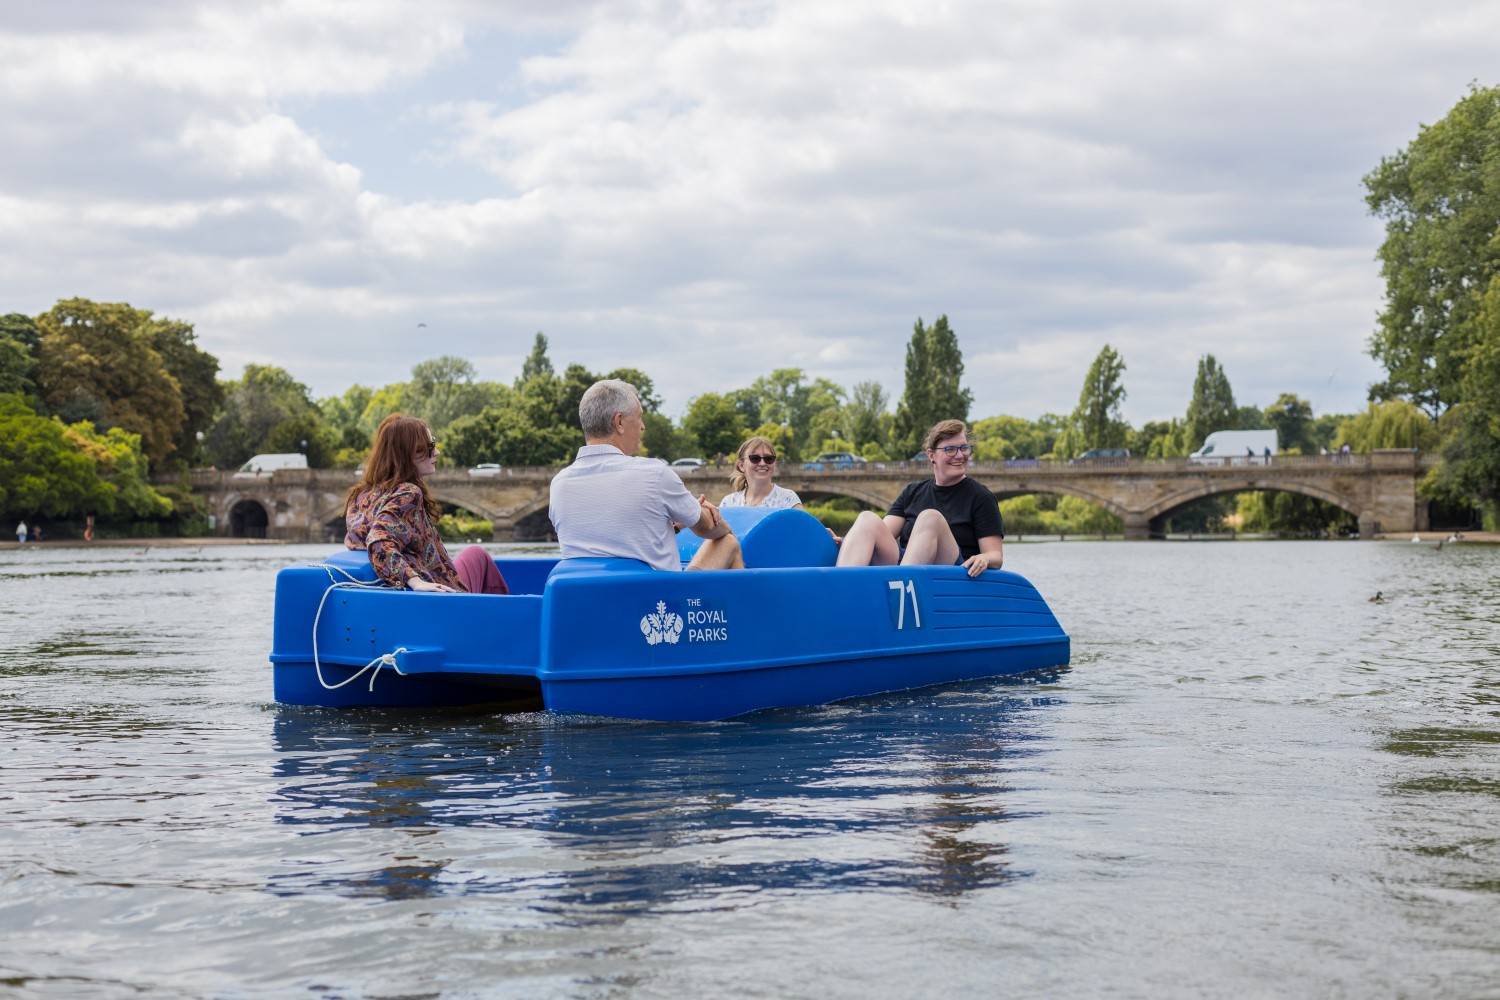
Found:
[267,677,1061,909]
[5,541,1500,997]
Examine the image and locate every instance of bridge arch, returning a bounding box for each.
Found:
[228,498,270,539]
[1142,479,1360,524]
[985,482,1131,522]
[792,484,898,509]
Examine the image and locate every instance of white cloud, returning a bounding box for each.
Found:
[0,0,1490,425]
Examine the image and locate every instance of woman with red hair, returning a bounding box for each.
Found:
[344,414,508,594]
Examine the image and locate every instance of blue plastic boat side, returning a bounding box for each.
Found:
[270,552,548,708]
[537,562,1069,721]
[269,513,1071,719]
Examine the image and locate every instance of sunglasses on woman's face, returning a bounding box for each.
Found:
[746,453,776,465]
[423,440,438,458]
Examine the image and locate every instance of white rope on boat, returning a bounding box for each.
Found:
[308,562,410,692]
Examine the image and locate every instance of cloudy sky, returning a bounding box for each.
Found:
[2,1,1495,425]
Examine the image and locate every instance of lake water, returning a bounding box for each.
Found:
[3,540,1498,998]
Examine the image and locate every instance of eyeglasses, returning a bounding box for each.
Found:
[934,444,974,456]
[746,454,777,465]
[424,441,438,458]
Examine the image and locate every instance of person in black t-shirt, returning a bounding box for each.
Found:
[836,419,1004,577]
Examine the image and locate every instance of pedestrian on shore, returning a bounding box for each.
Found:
[32,524,43,543]
[15,520,26,544]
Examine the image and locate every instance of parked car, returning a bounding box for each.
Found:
[669,457,706,470]
[468,463,503,477]
[1068,448,1130,466]
[802,451,867,471]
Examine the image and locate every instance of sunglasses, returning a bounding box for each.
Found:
[423,440,438,458]
[746,453,777,465]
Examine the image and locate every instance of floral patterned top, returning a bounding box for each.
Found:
[345,483,465,590]
[719,484,802,509]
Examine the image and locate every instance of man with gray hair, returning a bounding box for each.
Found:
[549,379,743,571]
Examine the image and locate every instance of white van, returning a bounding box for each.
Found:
[233,453,309,477]
[1188,430,1278,465]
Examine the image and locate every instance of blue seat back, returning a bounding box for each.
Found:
[677,506,838,569]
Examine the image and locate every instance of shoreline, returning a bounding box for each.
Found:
[6,531,1497,551]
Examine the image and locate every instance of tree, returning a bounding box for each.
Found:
[406,356,500,434]
[63,420,173,520]
[520,332,553,382]
[682,393,747,460]
[0,394,112,519]
[203,364,328,469]
[0,313,41,398]
[1364,84,1500,416]
[1263,393,1316,454]
[1129,419,1190,458]
[1184,354,1237,450]
[1057,345,1128,457]
[1334,400,1440,452]
[147,317,222,467]
[35,298,188,468]
[845,381,889,451]
[892,316,973,457]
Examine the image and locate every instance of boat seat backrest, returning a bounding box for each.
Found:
[677,506,839,569]
[318,547,381,583]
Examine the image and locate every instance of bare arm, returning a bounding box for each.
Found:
[962,535,1005,577]
[689,495,732,540]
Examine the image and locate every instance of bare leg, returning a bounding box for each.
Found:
[686,534,744,570]
[900,509,960,566]
[836,510,901,567]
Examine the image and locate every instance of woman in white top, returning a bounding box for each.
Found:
[720,436,803,509]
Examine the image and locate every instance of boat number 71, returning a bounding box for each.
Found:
[888,580,921,630]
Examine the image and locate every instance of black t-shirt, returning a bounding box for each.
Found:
[888,476,1004,559]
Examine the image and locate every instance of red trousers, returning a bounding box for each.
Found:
[453,546,510,595]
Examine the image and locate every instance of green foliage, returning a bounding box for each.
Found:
[35,298,190,468]
[520,332,554,382]
[998,493,1122,536]
[203,364,331,469]
[147,317,222,467]
[846,381,889,451]
[643,411,696,460]
[682,392,748,459]
[1057,345,1128,458]
[971,414,1058,460]
[1365,83,1500,415]
[1263,394,1315,454]
[1129,419,1190,458]
[63,420,173,520]
[1237,491,1357,537]
[0,394,112,518]
[0,313,41,398]
[443,400,581,468]
[1426,277,1500,507]
[892,316,972,457]
[405,356,503,434]
[437,513,494,542]
[1333,400,1437,451]
[1185,354,1237,449]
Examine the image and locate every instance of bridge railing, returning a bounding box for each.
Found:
[159,450,1428,489]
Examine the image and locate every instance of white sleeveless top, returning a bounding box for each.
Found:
[719,484,802,509]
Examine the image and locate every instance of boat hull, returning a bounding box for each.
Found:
[270,510,1070,720]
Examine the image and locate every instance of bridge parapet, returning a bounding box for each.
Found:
[164,450,1436,541]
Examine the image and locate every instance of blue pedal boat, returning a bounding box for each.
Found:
[270,507,1070,721]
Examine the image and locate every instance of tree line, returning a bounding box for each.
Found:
[3,83,1497,537]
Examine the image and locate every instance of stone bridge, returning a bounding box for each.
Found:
[179,449,1436,542]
